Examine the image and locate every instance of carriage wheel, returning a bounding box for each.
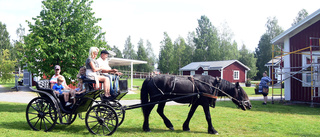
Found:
[26,97,57,131]
[85,104,118,136]
[108,101,125,126]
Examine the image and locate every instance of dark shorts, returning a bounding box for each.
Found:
[262,88,268,97]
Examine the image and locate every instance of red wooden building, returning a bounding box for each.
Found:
[271,8,320,104]
[179,60,250,83]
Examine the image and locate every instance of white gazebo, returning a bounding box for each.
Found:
[108,57,147,90]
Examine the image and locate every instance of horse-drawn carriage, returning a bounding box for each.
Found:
[26,76,128,135]
[26,74,251,136]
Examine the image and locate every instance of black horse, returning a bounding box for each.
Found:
[140,74,252,134]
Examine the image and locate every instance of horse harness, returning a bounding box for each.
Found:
[151,76,248,109]
[151,76,219,107]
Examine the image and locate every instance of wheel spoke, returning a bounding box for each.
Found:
[30,105,40,112]
[43,116,53,125]
[29,116,39,121]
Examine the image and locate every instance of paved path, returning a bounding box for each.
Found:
[0,85,283,105]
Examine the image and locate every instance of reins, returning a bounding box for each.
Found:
[192,77,243,104]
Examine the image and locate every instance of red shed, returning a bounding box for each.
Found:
[271,8,320,104]
[179,60,250,83]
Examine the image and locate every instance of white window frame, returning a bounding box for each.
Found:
[202,71,208,75]
[233,70,239,80]
[190,71,195,76]
[302,51,320,87]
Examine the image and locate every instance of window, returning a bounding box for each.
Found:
[202,71,208,75]
[233,70,239,80]
[302,52,320,87]
[190,71,195,76]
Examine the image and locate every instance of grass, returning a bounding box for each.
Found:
[0,101,319,136]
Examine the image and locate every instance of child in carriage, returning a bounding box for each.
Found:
[52,76,72,106]
[77,66,86,79]
[75,77,86,95]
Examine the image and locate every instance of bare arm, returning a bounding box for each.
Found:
[89,61,102,72]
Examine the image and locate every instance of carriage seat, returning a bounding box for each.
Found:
[36,79,53,94]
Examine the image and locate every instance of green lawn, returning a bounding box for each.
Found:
[0,101,319,136]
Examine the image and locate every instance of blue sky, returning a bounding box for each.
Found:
[1,0,319,56]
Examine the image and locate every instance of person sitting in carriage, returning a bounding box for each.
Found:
[85,47,121,100]
[52,76,72,106]
[97,50,123,97]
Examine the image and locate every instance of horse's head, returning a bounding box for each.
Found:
[231,82,252,110]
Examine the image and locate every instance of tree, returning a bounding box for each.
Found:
[123,36,137,59]
[23,0,106,83]
[145,40,156,71]
[111,45,127,71]
[0,49,16,83]
[111,45,123,58]
[255,17,283,79]
[266,17,283,40]
[238,44,257,79]
[193,15,220,61]
[255,34,272,79]
[292,9,308,26]
[173,37,189,74]
[13,24,26,71]
[158,32,174,74]
[0,22,11,52]
[136,39,150,72]
[218,22,239,60]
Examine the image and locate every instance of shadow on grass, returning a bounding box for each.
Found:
[216,100,320,116]
[115,127,208,134]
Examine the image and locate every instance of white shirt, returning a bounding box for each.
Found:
[97,57,111,74]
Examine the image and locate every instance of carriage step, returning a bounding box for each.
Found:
[115,90,128,100]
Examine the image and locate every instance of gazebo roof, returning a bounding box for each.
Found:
[108,57,147,67]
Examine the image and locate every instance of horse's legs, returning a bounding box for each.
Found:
[157,102,174,130]
[142,103,156,132]
[202,103,218,134]
[182,103,199,131]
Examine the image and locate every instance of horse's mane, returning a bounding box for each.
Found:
[218,79,237,97]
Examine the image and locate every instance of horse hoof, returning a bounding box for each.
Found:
[143,128,151,132]
[168,127,174,130]
[183,129,190,132]
[208,130,218,134]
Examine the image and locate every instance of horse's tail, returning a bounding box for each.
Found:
[141,77,152,106]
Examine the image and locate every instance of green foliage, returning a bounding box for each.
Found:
[173,37,191,74]
[0,22,11,50]
[193,15,220,61]
[111,45,127,70]
[123,36,137,59]
[218,23,239,60]
[12,24,26,69]
[135,39,151,72]
[145,40,156,71]
[0,49,16,83]
[292,9,308,26]
[158,32,174,74]
[239,44,258,79]
[0,22,12,59]
[23,0,106,83]
[255,17,283,79]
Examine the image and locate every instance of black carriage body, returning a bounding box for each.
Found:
[27,77,129,136]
